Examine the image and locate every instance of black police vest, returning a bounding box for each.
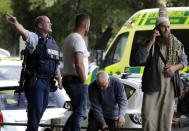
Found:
[26,32,59,78]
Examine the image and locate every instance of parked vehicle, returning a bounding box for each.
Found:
[0,87,69,131]
[0,59,21,87]
[0,58,69,131]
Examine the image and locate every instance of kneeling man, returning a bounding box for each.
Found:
[88,71,128,131]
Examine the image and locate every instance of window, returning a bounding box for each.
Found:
[0,90,63,110]
[130,30,152,66]
[124,84,136,99]
[102,33,129,67]
[130,29,189,66]
[0,66,21,81]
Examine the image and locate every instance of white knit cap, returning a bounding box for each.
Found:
[155,17,170,26]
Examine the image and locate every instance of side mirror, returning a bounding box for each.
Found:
[63,101,72,111]
[96,50,104,67]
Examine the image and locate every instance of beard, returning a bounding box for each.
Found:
[157,33,170,46]
[84,29,89,36]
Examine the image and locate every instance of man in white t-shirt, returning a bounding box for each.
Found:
[62,13,90,131]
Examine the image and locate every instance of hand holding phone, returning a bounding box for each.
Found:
[153,26,161,37]
[151,26,161,43]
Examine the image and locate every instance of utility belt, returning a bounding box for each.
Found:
[24,70,57,91]
[24,70,53,80]
[36,73,53,80]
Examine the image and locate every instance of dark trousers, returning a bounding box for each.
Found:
[88,110,117,131]
[25,78,50,131]
[62,76,88,131]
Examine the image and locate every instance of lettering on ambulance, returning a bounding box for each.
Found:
[124,67,141,73]
[138,11,189,25]
[126,9,189,26]
[148,12,159,18]
[168,11,185,17]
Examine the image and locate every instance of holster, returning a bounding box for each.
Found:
[24,72,37,88]
[49,78,58,92]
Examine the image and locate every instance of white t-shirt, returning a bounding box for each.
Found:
[62,33,89,77]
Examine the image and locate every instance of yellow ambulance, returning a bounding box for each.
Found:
[88,7,189,83]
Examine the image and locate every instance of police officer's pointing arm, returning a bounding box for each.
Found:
[6,14,29,40]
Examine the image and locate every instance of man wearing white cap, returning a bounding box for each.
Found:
[135,15,188,131]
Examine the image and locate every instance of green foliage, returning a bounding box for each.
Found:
[0,0,13,15]
[0,0,189,55]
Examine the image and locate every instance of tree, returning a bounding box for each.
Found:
[0,0,189,55]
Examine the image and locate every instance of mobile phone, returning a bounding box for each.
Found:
[154,26,162,38]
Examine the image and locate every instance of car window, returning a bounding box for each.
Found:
[130,30,152,66]
[0,90,64,110]
[0,90,27,110]
[102,33,129,67]
[0,66,21,80]
[130,29,189,66]
[124,84,136,99]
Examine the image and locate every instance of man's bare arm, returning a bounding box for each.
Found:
[75,52,87,84]
[146,29,160,52]
[56,67,63,89]
[6,14,29,40]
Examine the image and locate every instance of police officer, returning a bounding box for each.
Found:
[6,14,63,131]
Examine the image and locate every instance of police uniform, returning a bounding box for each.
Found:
[24,32,59,131]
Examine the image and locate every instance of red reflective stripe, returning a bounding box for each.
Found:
[0,112,3,127]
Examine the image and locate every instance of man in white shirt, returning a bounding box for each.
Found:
[62,13,90,131]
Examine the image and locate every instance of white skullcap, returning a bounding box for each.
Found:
[155,17,170,26]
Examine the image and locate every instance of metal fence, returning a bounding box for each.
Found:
[0,121,142,131]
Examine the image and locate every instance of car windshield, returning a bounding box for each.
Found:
[0,66,21,80]
[0,90,63,110]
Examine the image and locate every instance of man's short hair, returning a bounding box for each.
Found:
[75,13,90,28]
[34,15,46,29]
[96,71,109,84]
